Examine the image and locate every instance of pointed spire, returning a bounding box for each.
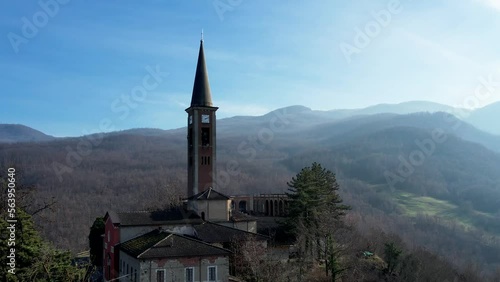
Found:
[190,38,213,107]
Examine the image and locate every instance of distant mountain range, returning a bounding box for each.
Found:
[0,124,55,143]
[466,102,500,135]
[2,100,500,271]
[1,101,498,143]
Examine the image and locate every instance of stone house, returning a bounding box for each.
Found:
[119,229,230,282]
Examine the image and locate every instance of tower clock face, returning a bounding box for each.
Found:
[201,114,210,123]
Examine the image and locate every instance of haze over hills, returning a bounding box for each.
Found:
[3,100,499,143]
[322,100,469,120]
[0,124,56,143]
[466,101,500,135]
[1,103,500,273]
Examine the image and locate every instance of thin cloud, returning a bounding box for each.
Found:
[215,101,270,117]
[396,28,482,69]
[478,0,500,10]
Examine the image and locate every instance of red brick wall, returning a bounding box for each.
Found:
[103,215,120,281]
[187,108,217,196]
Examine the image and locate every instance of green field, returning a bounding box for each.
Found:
[393,191,495,231]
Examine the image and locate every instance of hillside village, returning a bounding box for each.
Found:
[0,39,500,282]
[99,38,290,282]
[2,37,500,281]
[1,34,500,280]
[4,2,500,282]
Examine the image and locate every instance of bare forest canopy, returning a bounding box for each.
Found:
[1,105,500,273]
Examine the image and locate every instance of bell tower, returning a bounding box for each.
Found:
[186,37,218,197]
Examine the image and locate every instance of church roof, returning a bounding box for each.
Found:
[187,187,230,201]
[190,39,213,107]
[112,206,203,226]
[194,222,268,244]
[120,229,230,259]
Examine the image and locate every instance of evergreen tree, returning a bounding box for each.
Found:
[384,242,403,275]
[284,162,350,281]
[1,209,43,281]
[0,178,85,281]
[88,217,105,267]
[285,162,350,237]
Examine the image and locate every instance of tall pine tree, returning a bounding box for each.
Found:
[284,162,350,280]
[285,162,350,237]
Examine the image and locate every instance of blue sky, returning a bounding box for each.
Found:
[1,0,500,137]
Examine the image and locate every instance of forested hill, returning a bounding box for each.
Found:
[0,124,55,143]
[466,101,500,135]
[2,100,499,143]
[1,109,500,273]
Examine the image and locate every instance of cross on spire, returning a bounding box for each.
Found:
[190,35,212,107]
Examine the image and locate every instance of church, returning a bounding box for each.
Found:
[102,37,273,282]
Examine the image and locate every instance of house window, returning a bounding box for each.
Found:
[208,266,217,281]
[156,269,165,282]
[185,267,194,282]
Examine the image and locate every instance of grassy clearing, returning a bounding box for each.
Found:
[395,192,456,216]
[391,190,500,239]
[394,191,475,229]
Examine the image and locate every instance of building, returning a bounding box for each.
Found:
[186,188,258,233]
[103,207,204,281]
[231,194,290,217]
[119,229,231,282]
[102,36,272,282]
[185,35,218,198]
